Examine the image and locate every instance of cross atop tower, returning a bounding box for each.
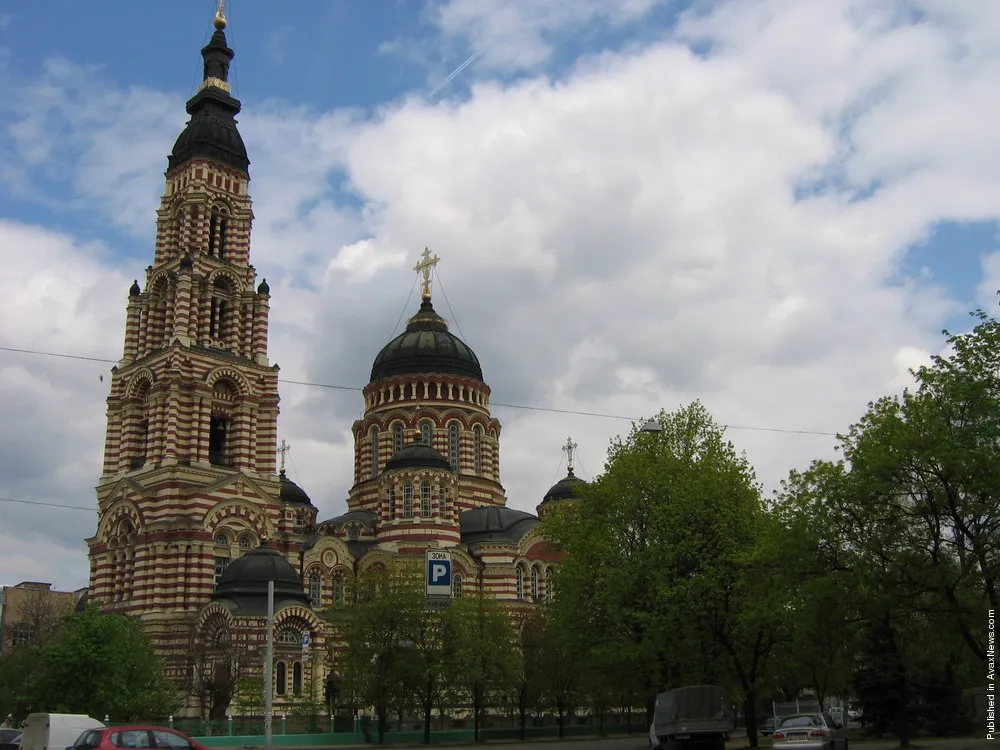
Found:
[277,439,290,474]
[414,247,441,300]
[562,437,578,474]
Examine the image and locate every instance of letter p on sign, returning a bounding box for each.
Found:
[425,549,452,596]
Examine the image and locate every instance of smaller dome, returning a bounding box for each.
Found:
[129,280,141,297]
[257,278,270,295]
[385,443,451,472]
[279,471,313,506]
[179,253,194,271]
[212,541,309,610]
[543,470,585,502]
[460,505,539,544]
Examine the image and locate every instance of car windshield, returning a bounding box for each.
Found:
[780,715,822,728]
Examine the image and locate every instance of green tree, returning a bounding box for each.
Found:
[543,402,766,729]
[19,606,179,720]
[449,594,519,742]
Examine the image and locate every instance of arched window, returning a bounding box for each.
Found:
[392,423,404,454]
[389,486,397,518]
[276,661,287,696]
[515,565,524,599]
[370,427,380,478]
[309,571,322,607]
[403,483,413,519]
[208,277,234,343]
[292,661,303,695]
[448,423,460,470]
[277,628,300,645]
[420,421,433,445]
[214,555,229,584]
[453,574,463,599]
[545,568,555,602]
[332,572,344,604]
[208,206,228,259]
[238,534,253,552]
[530,567,538,601]
[209,415,231,466]
[214,533,228,546]
[473,425,483,474]
[420,482,432,517]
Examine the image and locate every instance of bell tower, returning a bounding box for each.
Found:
[85,4,313,696]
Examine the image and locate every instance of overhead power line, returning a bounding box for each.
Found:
[0,345,839,437]
[0,495,95,512]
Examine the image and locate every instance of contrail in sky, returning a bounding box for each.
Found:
[429,51,480,97]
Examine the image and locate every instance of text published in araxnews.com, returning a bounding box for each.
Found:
[988,609,995,739]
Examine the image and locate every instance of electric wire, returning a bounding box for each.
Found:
[434,268,467,343]
[0,496,95,513]
[0,345,840,437]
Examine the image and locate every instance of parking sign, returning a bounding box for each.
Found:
[425,549,452,596]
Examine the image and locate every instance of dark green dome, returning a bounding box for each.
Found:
[543,470,585,502]
[212,541,310,612]
[386,443,451,472]
[370,299,483,383]
[279,470,313,506]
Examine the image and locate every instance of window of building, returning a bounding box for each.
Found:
[277,628,300,645]
[420,482,431,517]
[309,571,322,607]
[530,567,538,601]
[448,423,460,470]
[214,533,228,546]
[238,534,253,552]
[473,425,483,474]
[392,423,404,454]
[420,421,433,445]
[292,661,303,695]
[209,416,230,466]
[309,570,323,607]
[9,624,32,649]
[515,565,524,600]
[131,417,149,470]
[403,483,413,518]
[276,661,286,696]
[389,486,397,518]
[370,427,379,478]
[214,556,230,584]
[208,297,228,339]
[208,207,228,260]
[332,572,344,605]
[452,574,463,599]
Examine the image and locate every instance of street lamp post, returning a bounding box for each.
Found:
[264,579,275,750]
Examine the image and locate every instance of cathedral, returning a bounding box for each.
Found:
[83,6,582,717]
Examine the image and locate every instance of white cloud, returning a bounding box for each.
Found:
[430,0,669,71]
[2,0,999,590]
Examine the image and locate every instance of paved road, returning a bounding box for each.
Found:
[282,737,648,750]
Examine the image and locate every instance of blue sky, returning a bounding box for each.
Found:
[2,0,1000,589]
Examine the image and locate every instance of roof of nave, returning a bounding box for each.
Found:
[460,505,540,545]
[318,509,379,527]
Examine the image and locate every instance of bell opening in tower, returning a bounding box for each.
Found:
[130,418,150,470]
[209,415,231,466]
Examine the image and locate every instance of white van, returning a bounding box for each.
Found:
[19,714,104,750]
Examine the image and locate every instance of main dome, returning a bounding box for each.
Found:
[370,298,483,383]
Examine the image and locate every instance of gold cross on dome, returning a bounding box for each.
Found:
[277,439,290,474]
[414,247,441,300]
[562,437,577,474]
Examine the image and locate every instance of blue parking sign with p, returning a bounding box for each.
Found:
[426,550,452,596]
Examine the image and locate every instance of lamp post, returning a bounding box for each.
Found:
[264,578,275,750]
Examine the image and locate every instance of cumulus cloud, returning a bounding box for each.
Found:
[2,0,999,591]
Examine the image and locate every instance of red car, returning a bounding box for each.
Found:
[70,726,206,750]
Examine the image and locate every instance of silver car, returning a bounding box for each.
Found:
[771,713,847,750]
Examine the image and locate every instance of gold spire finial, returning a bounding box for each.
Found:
[214,0,227,30]
[413,247,441,300]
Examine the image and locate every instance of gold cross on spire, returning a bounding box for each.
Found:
[214,0,227,30]
[562,437,578,474]
[413,247,441,300]
[277,439,290,474]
